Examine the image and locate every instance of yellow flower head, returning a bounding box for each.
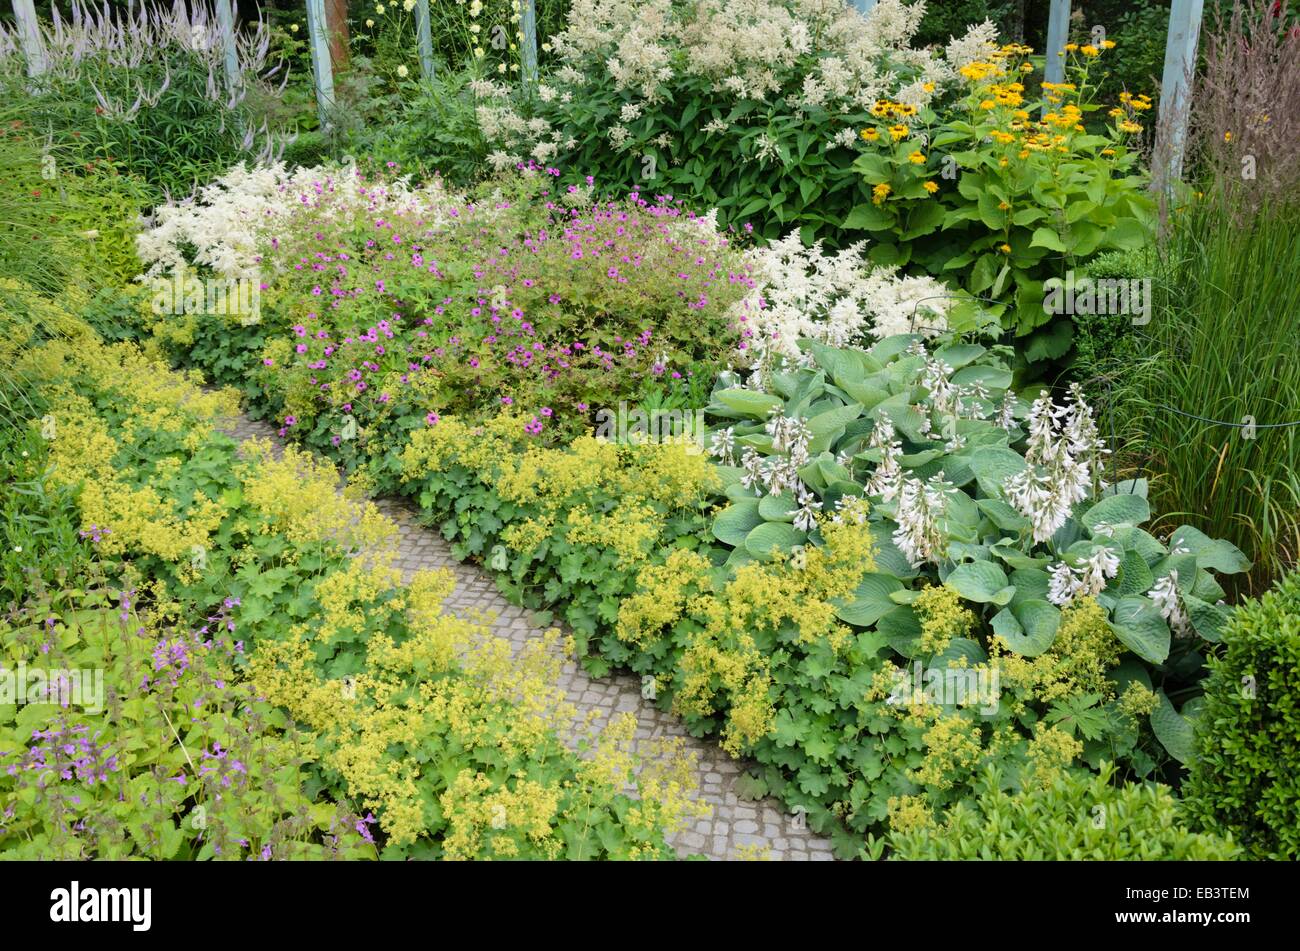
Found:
[922,180,939,194]
[889,124,909,141]
[860,127,880,142]
[908,150,926,164]
[871,182,892,205]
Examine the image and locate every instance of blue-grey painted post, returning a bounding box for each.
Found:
[1044,0,1071,86]
[1155,0,1205,186]
[11,0,46,77]
[414,0,435,81]
[305,0,335,129]
[214,0,241,91]
[521,0,538,91]
[853,0,878,14]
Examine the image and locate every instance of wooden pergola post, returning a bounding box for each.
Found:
[414,0,435,81]
[11,0,46,77]
[305,0,336,129]
[1154,0,1205,189]
[213,0,241,91]
[1044,0,1071,86]
[521,0,539,91]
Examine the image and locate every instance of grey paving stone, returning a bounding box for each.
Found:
[216,408,838,862]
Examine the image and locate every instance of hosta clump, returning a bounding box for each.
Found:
[704,333,1250,769]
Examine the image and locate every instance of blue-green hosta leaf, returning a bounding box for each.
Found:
[1102,478,1149,499]
[945,561,1011,603]
[951,363,1013,392]
[877,605,921,656]
[1115,549,1155,597]
[868,526,920,580]
[1110,524,1168,565]
[967,447,1026,498]
[1009,567,1050,606]
[839,379,891,411]
[808,341,865,389]
[1080,492,1151,533]
[1151,553,1198,595]
[1109,595,1171,664]
[807,402,863,438]
[990,543,1050,570]
[758,492,797,522]
[713,464,745,488]
[977,496,1030,532]
[1150,690,1195,764]
[724,545,755,570]
[1168,525,1251,574]
[1008,602,1060,654]
[712,498,763,546]
[933,342,987,370]
[744,521,806,561]
[1183,594,1232,643]
[834,573,905,627]
[933,636,988,668]
[992,599,1060,656]
[725,481,759,502]
[716,388,785,419]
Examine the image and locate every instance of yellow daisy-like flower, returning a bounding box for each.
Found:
[871,182,892,205]
[979,100,996,110]
[1081,45,1100,57]
[923,180,939,193]
[861,128,880,142]
[888,124,908,141]
[1064,43,1079,52]
[923,82,935,93]
[1119,120,1143,134]
[1100,148,1116,156]
[1224,131,1233,142]
[1102,39,1117,49]
[908,150,926,164]
[999,243,1012,253]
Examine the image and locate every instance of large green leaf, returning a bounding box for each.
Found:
[716,388,784,419]
[712,499,763,546]
[945,561,1013,604]
[1081,493,1151,533]
[1108,595,1171,664]
[1150,690,1195,764]
[744,521,806,561]
[834,573,905,627]
[967,447,1026,498]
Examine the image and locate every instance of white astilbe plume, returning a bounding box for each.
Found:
[1148,572,1192,637]
[893,471,956,568]
[136,161,463,282]
[734,232,953,376]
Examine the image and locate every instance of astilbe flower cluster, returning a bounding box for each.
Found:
[475,0,1002,168]
[735,231,954,379]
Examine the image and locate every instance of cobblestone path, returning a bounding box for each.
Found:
[217,410,836,861]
